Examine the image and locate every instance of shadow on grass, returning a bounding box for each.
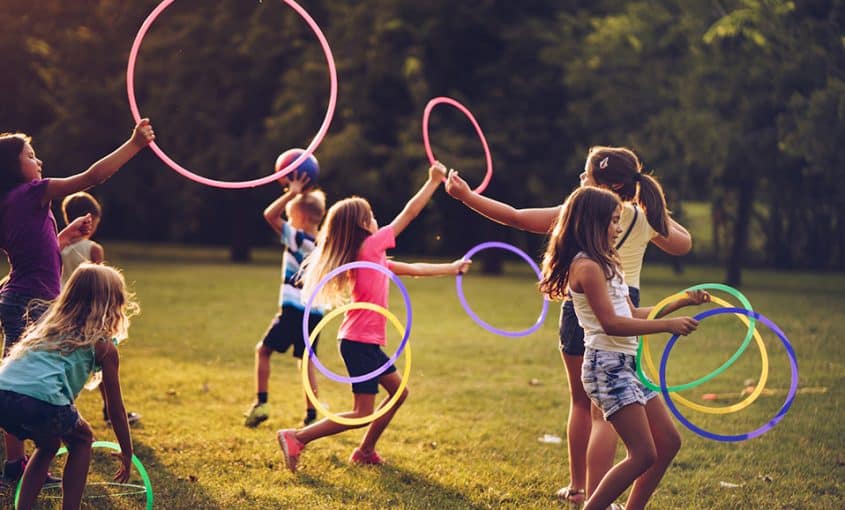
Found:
[0,439,223,510]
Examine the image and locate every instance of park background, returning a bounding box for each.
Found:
[1,0,844,508]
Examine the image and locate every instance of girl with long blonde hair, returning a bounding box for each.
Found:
[277,162,471,473]
[0,264,139,510]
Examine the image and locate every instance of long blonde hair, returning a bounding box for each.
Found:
[5,264,139,360]
[539,187,622,300]
[300,197,373,308]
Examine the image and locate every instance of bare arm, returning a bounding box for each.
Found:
[43,119,155,205]
[56,214,92,249]
[390,259,471,277]
[96,342,133,483]
[89,242,105,264]
[650,217,692,255]
[389,162,446,237]
[445,170,558,234]
[262,172,310,234]
[630,290,710,319]
[571,259,698,337]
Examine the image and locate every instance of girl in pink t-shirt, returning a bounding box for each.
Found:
[276,162,470,473]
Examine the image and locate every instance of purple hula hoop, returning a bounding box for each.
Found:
[456,241,549,337]
[660,307,799,442]
[302,261,412,383]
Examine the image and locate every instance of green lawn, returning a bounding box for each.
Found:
[1,244,843,509]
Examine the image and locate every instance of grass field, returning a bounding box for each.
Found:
[1,244,844,509]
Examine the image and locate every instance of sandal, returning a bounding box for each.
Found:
[556,486,586,505]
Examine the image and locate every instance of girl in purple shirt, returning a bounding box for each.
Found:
[0,119,154,486]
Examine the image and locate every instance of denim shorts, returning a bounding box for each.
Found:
[0,390,80,442]
[339,340,397,394]
[261,305,321,358]
[559,287,640,356]
[0,292,48,357]
[581,348,657,419]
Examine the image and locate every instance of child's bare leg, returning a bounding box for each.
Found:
[583,404,656,510]
[298,357,318,412]
[15,437,60,510]
[624,398,681,510]
[586,402,618,495]
[294,393,375,444]
[561,352,590,493]
[358,372,407,454]
[60,419,94,510]
[255,343,273,394]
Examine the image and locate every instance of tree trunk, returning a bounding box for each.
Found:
[725,183,754,286]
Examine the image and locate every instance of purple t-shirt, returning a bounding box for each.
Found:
[0,179,62,299]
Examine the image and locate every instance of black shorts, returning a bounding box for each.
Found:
[261,305,322,358]
[339,339,397,394]
[558,287,640,356]
[0,390,79,442]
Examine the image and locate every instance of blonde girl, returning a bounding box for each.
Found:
[276,162,470,473]
[0,264,138,510]
[540,186,708,510]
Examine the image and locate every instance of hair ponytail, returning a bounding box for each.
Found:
[635,173,669,237]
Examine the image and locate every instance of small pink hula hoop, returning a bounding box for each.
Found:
[126,0,337,189]
[422,97,493,194]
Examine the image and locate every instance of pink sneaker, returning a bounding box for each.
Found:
[276,429,304,473]
[350,448,384,466]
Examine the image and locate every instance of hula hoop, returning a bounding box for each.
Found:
[302,302,411,426]
[126,0,337,189]
[302,261,412,383]
[456,241,549,337]
[422,97,493,194]
[15,440,153,510]
[638,283,757,392]
[639,294,769,414]
[660,307,799,441]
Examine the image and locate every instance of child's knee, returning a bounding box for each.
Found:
[64,418,94,447]
[659,428,682,458]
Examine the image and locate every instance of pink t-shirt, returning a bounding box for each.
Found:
[337,226,396,345]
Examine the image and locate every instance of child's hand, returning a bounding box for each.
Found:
[445,169,471,200]
[286,171,311,194]
[66,213,93,241]
[112,451,132,483]
[684,290,710,306]
[666,316,699,336]
[130,118,155,148]
[452,258,472,275]
[429,161,447,183]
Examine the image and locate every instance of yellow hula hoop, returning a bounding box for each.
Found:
[641,294,769,414]
[302,302,411,426]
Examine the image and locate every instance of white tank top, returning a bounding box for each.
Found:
[617,203,657,290]
[61,239,94,285]
[570,253,638,355]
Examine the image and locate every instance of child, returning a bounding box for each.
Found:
[445,145,692,503]
[276,161,470,473]
[244,172,326,428]
[0,119,154,486]
[0,264,138,510]
[539,186,708,510]
[61,191,142,427]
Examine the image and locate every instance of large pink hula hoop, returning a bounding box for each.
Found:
[422,97,493,194]
[126,0,338,189]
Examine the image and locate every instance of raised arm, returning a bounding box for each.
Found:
[43,119,155,206]
[389,161,447,237]
[445,170,558,234]
[390,258,471,277]
[96,342,133,483]
[572,259,698,337]
[650,217,692,255]
[262,172,310,234]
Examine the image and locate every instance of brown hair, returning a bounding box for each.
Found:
[62,191,102,224]
[539,187,622,300]
[300,196,374,307]
[0,133,31,194]
[585,146,669,236]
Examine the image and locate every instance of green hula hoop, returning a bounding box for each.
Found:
[636,283,757,393]
[15,440,153,510]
